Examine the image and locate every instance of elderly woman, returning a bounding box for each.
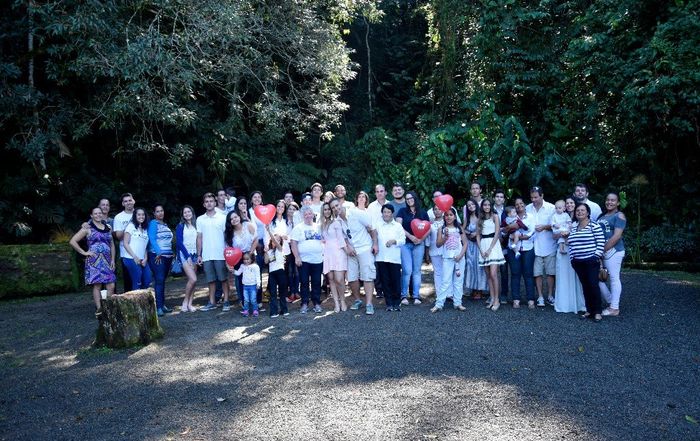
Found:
[375,204,406,311]
[597,192,627,316]
[290,205,325,314]
[565,203,606,322]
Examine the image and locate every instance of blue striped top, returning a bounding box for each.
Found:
[568,221,605,261]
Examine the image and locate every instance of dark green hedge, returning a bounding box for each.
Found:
[0,244,81,299]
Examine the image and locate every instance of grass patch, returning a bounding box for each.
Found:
[628,269,700,288]
[77,345,115,359]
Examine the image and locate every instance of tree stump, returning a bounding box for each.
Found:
[95,289,164,348]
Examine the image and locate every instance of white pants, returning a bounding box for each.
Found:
[599,249,625,309]
[431,255,443,297]
[436,257,465,308]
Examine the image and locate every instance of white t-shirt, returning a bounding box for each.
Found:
[113,210,133,256]
[268,246,286,273]
[367,200,387,227]
[428,219,444,257]
[196,212,226,262]
[124,223,149,260]
[585,199,602,222]
[526,201,556,256]
[181,223,197,254]
[345,207,373,254]
[290,222,324,264]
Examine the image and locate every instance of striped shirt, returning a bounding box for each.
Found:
[568,221,605,261]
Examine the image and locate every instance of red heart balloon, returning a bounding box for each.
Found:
[253,204,275,225]
[411,219,431,240]
[434,194,454,213]
[224,247,242,267]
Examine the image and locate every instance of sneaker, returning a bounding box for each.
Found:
[258,303,266,312]
[454,305,466,311]
[430,306,441,313]
[313,305,323,313]
[547,296,555,306]
[222,301,231,312]
[365,304,375,315]
[271,314,280,318]
[253,310,259,317]
[394,306,401,312]
[162,305,172,313]
[157,308,164,317]
[241,310,249,317]
[386,307,393,312]
[300,304,308,314]
[537,297,545,307]
[414,298,422,305]
[200,303,217,311]
[375,293,384,299]
[401,298,409,306]
[350,299,364,310]
[283,312,290,316]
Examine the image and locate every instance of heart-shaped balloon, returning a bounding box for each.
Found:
[224,247,242,267]
[253,204,275,225]
[434,194,454,213]
[411,219,431,240]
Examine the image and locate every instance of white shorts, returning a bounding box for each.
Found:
[347,250,376,282]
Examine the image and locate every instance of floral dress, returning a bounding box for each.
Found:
[85,222,117,285]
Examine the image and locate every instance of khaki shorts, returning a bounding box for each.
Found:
[533,252,556,277]
[347,250,376,282]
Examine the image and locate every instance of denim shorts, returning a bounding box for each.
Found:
[203,260,227,283]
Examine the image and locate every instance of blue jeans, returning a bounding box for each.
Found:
[242,285,258,313]
[268,269,288,316]
[286,253,299,295]
[508,248,535,302]
[500,247,509,302]
[148,253,172,309]
[400,242,425,298]
[299,262,322,306]
[121,258,152,290]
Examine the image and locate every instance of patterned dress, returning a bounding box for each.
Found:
[464,220,488,291]
[85,222,117,285]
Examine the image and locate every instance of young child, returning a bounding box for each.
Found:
[501,206,527,258]
[551,200,572,254]
[233,252,262,317]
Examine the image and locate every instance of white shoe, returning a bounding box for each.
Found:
[401,298,409,306]
[414,298,422,305]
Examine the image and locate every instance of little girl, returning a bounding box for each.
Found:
[551,200,572,254]
[233,252,262,317]
[431,207,468,312]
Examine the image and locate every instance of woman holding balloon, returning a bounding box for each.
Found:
[396,191,430,305]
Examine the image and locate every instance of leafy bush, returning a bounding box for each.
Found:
[630,226,699,262]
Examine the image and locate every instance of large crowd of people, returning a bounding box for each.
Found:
[69,182,627,322]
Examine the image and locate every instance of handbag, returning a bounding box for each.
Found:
[598,265,609,282]
[171,257,183,276]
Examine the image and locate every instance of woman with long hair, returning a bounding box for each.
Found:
[477,199,506,311]
[225,210,257,307]
[321,200,349,312]
[464,198,488,300]
[597,192,627,317]
[553,196,586,314]
[285,202,301,302]
[122,207,152,290]
[396,191,430,305]
[176,205,198,312]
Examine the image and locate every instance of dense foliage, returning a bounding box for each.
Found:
[1,0,698,260]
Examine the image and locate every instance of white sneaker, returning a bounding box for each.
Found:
[414,298,422,305]
[401,298,409,306]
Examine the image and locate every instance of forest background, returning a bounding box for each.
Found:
[1,0,698,263]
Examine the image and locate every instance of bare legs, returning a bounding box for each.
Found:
[486,265,500,311]
[181,260,197,311]
[327,270,347,312]
[350,280,374,307]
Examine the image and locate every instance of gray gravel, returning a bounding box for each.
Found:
[0,269,699,441]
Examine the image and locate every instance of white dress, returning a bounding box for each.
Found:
[478,218,505,266]
[554,249,586,313]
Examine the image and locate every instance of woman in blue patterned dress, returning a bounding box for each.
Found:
[463,198,488,300]
[69,207,116,317]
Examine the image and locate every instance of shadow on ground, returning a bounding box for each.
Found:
[1,269,698,440]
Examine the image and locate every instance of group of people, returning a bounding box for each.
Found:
[69,181,627,323]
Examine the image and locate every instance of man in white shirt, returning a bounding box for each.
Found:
[310,182,324,218]
[493,188,509,304]
[367,184,388,226]
[341,205,379,314]
[334,184,355,211]
[526,186,556,307]
[196,192,230,311]
[113,193,136,292]
[574,183,602,221]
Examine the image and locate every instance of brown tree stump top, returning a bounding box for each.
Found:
[95,289,164,348]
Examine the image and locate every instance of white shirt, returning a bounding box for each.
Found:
[290,222,324,264]
[516,214,537,252]
[374,219,405,264]
[268,246,286,273]
[124,223,149,260]
[345,207,374,254]
[181,224,197,254]
[585,199,602,222]
[367,200,387,227]
[196,212,226,262]
[234,263,261,287]
[428,219,444,257]
[113,210,133,256]
[525,202,555,255]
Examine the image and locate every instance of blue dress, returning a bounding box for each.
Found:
[464,220,488,291]
[85,222,117,285]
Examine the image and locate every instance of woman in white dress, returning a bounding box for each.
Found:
[553,196,586,313]
[477,199,506,311]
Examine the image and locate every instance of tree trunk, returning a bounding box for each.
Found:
[95,289,164,348]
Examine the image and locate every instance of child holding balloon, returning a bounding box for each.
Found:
[233,252,262,317]
[431,206,468,313]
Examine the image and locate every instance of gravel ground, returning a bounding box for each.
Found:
[0,268,699,441]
